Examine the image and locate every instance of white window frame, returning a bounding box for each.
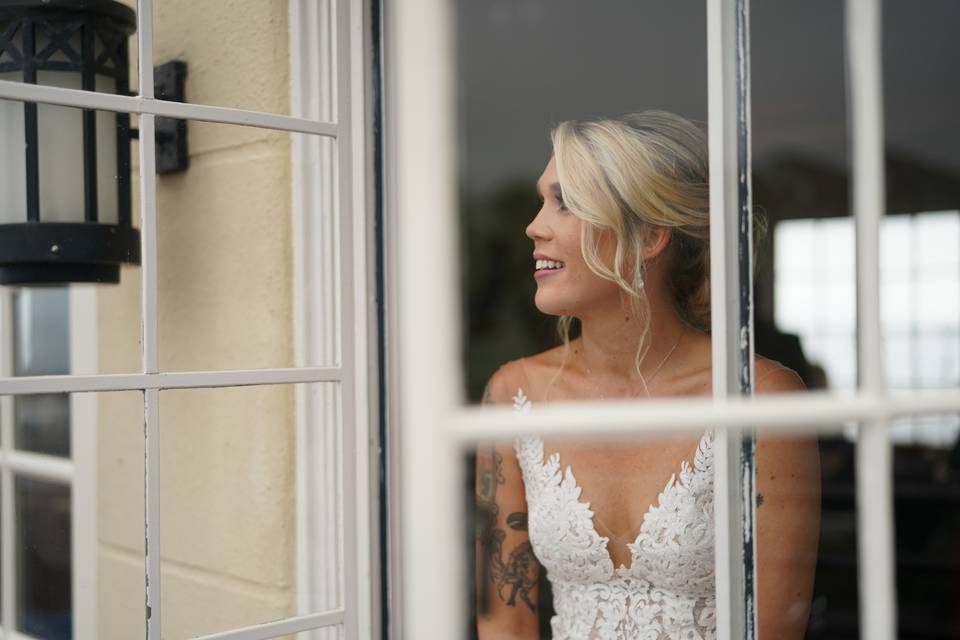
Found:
[0,0,379,638]
[0,286,97,640]
[387,1,908,639]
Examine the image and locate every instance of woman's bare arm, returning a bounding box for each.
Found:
[755,366,822,639]
[476,366,540,639]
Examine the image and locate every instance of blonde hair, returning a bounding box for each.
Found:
[551,110,712,377]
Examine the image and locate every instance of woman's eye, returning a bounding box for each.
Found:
[556,197,568,212]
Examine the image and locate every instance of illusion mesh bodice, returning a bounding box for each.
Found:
[512,388,716,640]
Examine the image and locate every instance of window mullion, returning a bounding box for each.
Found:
[708,0,757,639]
[846,1,897,639]
[390,0,463,637]
[0,292,15,637]
[135,1,161,637]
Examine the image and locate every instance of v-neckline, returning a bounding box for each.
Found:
[535,432,712,575]
[514,388,712,575]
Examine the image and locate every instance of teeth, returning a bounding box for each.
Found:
[536,259,565,270]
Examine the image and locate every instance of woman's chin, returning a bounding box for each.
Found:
[533,293,573,317]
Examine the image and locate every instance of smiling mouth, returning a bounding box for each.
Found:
[535,259,565,273]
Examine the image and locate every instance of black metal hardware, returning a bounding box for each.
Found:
[0,0,139,286]
[154,60,188,174]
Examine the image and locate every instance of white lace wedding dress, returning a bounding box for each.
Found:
[512,389,716,640]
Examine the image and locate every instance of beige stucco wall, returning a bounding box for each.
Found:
[96,2,295,638]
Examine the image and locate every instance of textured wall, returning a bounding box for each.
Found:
[96,2,294,638]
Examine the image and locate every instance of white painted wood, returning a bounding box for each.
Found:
[136,0,154,100]
[0,80,339,137]
[138,114,158,376]
[290,4,344,638]
[336,0,362,635]
[143,387,161,640]
[450,389,960,440]
[290,0,377,638]
[0,451,73,483]
[138,106,162,640]
[69,286,98,640]
[707,0,757,636]
[190,610,343,640]
[0,290,14,637]
[707,0,741,634]
[0,367,343,395]
[0,80,339,139]
[388,0,463,639]
[846,1,897,639]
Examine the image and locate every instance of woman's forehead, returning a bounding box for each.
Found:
[537,158,561,194]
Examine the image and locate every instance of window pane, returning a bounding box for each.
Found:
[95,390,147,639]
[755,1,854,396]
[16,477,71,640]
[882,0,960,394]
[156,124,336,372]
[159,383,341,639]
[12,288,69,377]
[11,288,70,456]
[0,100,144,376]
[807,428,859,638]
[457,0,707,402]
[890,414,960,638]
[14,394,70,458]
[468,419,834,638]
[152,0,300,116]
[1,390,145,640]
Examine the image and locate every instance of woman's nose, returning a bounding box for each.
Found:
[525,206,550,241]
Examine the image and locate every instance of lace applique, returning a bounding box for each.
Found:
[513,388,716,640]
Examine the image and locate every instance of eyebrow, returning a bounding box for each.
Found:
[536,181,562,198]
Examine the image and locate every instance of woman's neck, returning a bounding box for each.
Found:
[574,290,690,386]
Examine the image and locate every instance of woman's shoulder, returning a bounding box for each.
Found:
[754,356,806,394]
[483,346,568,406]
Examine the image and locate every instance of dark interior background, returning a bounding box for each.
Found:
[460,1,960,638]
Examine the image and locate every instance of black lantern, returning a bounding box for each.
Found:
[0,0,139,285]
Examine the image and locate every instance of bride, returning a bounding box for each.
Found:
[475,111,820,639]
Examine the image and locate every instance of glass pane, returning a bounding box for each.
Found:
[160,383,340,639]
[156,124,336,371]
[882,0,960,394]
[95,390,147,639]
[806,426,859,638]
[152,0,301,116]
[16,477,71,639]
[457,0,707,401]
[0,101,144,375]
[0,391,145,640]
[890,414,960,638]
[9,288,70,456]
[755,0,853,395]
[469,419,832,638]
[14,394,70,458]
[0,6,138,94]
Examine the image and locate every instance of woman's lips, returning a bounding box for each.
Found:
[534,266,565,280]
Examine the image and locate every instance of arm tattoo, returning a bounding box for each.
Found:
[756,493,765,507]
[476,447,538,613]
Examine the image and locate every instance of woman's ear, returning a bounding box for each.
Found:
[642,227,672,262]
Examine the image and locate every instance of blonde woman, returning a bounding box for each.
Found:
[475,111,820,639]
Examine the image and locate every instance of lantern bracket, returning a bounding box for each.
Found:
[154,60,189,174]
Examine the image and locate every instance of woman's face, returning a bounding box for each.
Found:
[526,157,621,317]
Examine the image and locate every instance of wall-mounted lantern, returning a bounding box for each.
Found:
[0,0,139,286]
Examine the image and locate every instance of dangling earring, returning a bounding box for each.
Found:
[634,265,645,291]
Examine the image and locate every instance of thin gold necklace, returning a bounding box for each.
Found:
[584,333,683,400]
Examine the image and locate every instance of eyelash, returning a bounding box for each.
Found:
[537,194,569,212]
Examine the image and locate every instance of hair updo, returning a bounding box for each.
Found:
[550,110,712,374]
